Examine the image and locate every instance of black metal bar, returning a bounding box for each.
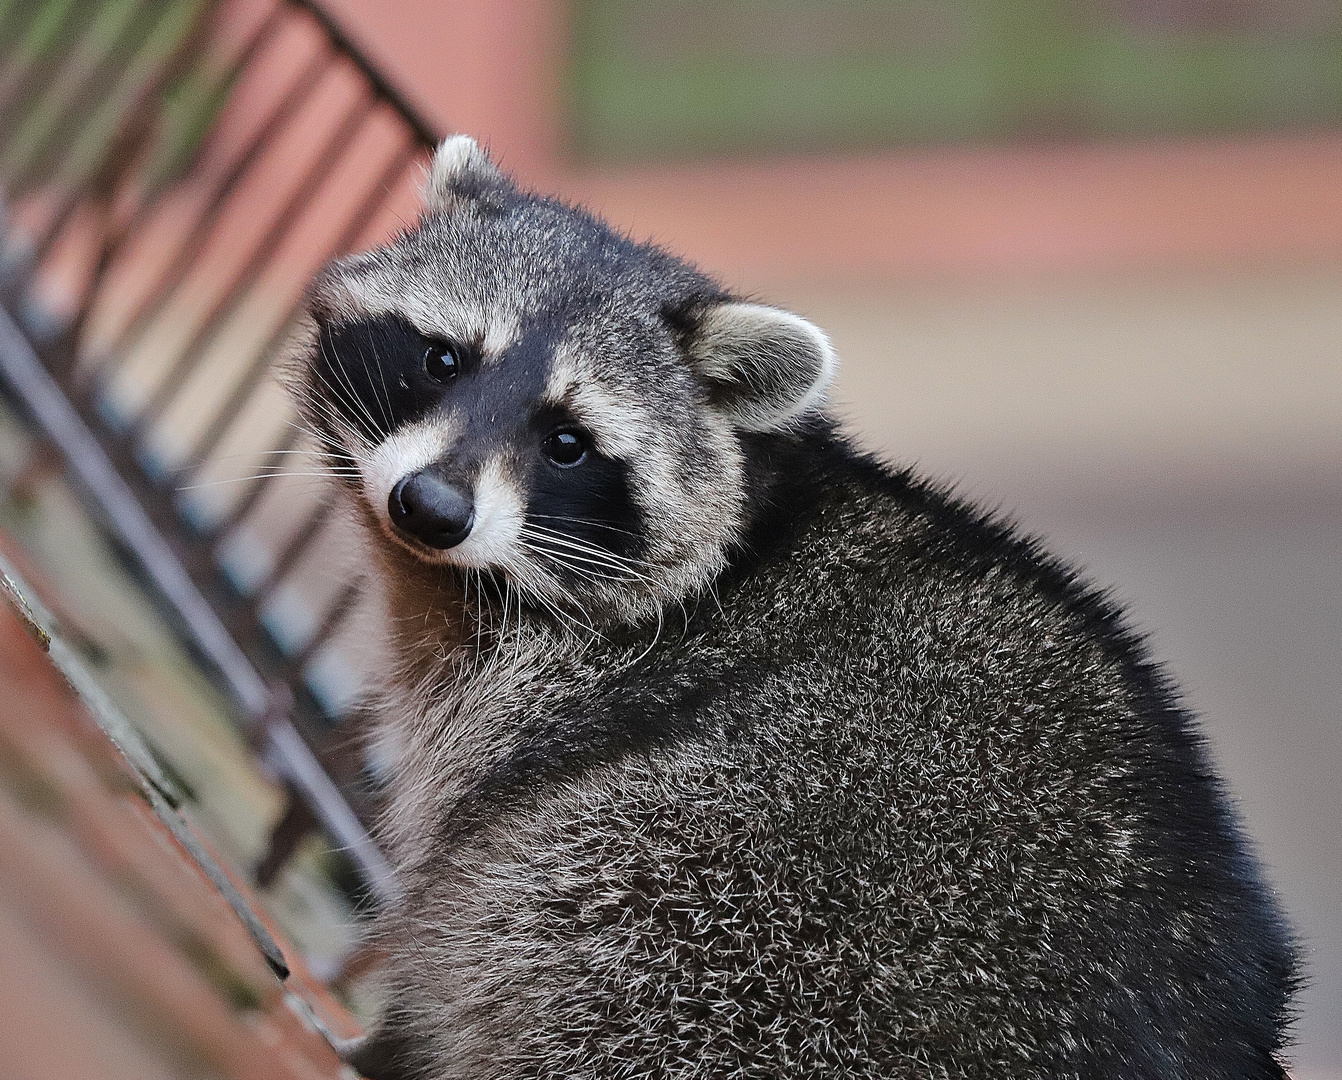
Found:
[0,303,271,712]
[62,2,291,331]
[99,32,330,374]
[20,0,201,287]
[129,91,378,437]
[291,576,360,668]
[178,139,418,478]
[209,424,301,537]
[254,784,316,887]
[0,301,397,905]
[0,0,439,905]
[251,499,332,604]
[287,0,438,150]
[3,0,137,181]
[260,714,396,903]
[60,0,214,195]
[175,305,312,488]
[6,0,161,195]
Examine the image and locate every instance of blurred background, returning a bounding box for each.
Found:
[0,1,1337,1076]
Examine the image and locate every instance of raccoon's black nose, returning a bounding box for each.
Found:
[389,471,475,549]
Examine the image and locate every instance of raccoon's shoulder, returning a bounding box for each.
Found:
[727,428,1160,705]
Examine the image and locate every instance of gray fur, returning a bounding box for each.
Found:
[293,138,1296,1079]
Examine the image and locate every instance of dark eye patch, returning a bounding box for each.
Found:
[525,410,644,570]
[310,314,470,442]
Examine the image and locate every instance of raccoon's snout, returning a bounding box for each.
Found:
[389,470,475,550]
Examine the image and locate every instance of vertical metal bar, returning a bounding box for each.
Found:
[0,0,442,905]
[63,1,291,326]
[18,0,214,341]
[0,303,273,715]
[246,499,332,605]
[4,0,159,194]
[98,36,330,374]
[289,577,361,669]
[129,91,377,438]
[0,300,397,906]
[23,42,183,282]
[177,138,418,477]
[2,0,140,179]
[210,424,301,535]
[0,0,84,123]
[54,0,212,195]
[260,717,397,905]
[253,785,316,887]
[287,0,438,149]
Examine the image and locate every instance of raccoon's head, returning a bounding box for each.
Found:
[296,136,835,627]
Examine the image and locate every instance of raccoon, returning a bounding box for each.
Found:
[294,136,1297,1079]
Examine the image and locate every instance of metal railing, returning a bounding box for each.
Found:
[0,0,440,907]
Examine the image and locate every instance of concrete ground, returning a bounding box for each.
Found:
[779,266,1342,1076]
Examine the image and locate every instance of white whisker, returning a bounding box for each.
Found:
[176,470,359,491]
[321,335,385,440]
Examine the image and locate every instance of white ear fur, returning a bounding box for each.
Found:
[424,135,503,212]
[690,302,837,432]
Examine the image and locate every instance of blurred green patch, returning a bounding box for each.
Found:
[570,0,1342,160]
[0,0,225,197]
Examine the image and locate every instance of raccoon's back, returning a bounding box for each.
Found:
[391,444,1295,1078]
[634,446,1298,1076]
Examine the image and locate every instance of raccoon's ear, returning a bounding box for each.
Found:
[424,135,506,213]
[687,302,837,432]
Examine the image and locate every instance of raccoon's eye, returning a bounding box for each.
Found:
[543,430,589,468]
[423,341,459,383]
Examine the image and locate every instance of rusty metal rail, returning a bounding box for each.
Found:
[0,0,440,906]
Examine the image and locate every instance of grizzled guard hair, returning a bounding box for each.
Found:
[292,136,1297,1079]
